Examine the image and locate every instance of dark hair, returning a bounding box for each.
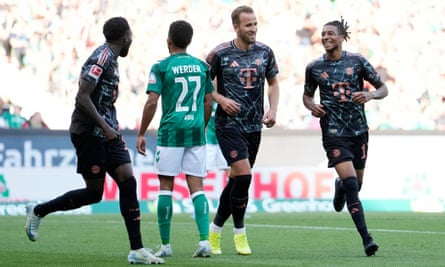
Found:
[168,20,193,49]
[324,16,351,42]
[103,17,130,42]
[231,5,254,25]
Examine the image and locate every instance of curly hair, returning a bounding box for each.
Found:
[324,16,351,42]
[103,17,130,42]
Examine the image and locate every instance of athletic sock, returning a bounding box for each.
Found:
[192,191,209,241]
[157,191,173,245]
[210,222,222,233]
[230,174,252,229]
[233,227,246,235]
[213,178,234,227]
[343,176,369,241]
[34,188,102,217]
[118,177,143,250]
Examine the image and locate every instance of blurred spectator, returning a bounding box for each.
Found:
[0,0,444,130]
[6,104,27,128]
[22,112,49,129]
[0,97,9,128]
[7,20,29,69]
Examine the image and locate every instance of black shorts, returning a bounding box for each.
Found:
[70,132,131,179]
[216,127,261,167]
[322,132,368,169]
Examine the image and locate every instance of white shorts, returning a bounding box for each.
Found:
[154,145,207,177]
[206,144,229,171]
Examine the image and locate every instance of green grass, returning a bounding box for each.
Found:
[1,212,445,266]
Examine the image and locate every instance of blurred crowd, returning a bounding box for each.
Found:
[1,0,444,130]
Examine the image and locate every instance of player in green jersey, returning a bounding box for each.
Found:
[136,20,214,258]
[206,101,229,172]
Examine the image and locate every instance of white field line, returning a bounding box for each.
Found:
[246,223,445,235]
[96,220,445,235]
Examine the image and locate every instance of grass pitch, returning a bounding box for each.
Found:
[1,212,444,267]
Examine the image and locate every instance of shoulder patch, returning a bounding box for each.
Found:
[148,72,156,84]
[88,64,103,80]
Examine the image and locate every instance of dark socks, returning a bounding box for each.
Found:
[343,177,369,241]
[118,177,143,250]
[213,178,234,227]
[230,174,252,229]
[34,188,102,218]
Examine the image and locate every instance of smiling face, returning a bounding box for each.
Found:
[234,12,257,46]
[321,25,343,53]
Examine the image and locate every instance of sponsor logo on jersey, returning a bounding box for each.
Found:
[320,71,329,79]
[88,65,103,80]
[230,60,239,67]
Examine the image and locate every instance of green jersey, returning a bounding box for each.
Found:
[205,101,219,145]
[147,53,214,147]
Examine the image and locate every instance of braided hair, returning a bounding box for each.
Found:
[324,16,351,42]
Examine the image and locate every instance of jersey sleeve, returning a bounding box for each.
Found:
[205,49,220,80]
[81,47,112,85]
[203,65,214,94]
[303,61,318,96]
[265,48,279,79]
[146,62,162,95]
[360,56,384,88]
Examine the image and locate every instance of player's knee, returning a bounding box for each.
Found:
[342,176,359,193]
[86,189,103,204]
[118,176,137,194]
[233,174,252,194]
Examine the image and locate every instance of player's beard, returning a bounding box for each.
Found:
[120,42,131,57]
[240,31,256,45]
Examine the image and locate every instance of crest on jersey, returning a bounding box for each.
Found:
[345,67,353,76]
[332,149,341,158]
[88,64,103,80]
[148,72,156,84]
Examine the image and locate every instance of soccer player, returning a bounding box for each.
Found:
[136,20,214,258]
[302,17,388,256]
[206,5,280,255]
[24,17,164,264]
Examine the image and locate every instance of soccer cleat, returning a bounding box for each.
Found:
[192,240,211,258]
[233,233,251,255]
[154,244,173,257]
[333,177,346,212]
[209,231,222,254]
[25,203,41,241]
[128,248,165,264]
[364,237,379,256]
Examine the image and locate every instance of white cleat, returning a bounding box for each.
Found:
[25,203,41,242]
[128,248,165,264]
[154,244,173,257]
[192,240,211,258]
